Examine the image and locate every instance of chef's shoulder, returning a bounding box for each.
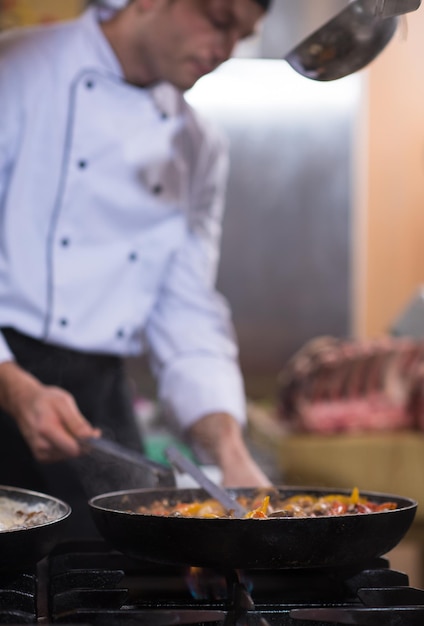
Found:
[167,85,229,164]
[0,17,82,84]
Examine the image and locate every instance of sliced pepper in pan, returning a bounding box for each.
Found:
[134,487,398,519]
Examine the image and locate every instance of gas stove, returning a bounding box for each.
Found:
[2,539,424,625]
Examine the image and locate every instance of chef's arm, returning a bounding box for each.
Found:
[145,127,271,486]
[188,411,271,487]
[0,360,100,462]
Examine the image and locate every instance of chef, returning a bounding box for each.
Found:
[0,0,270,534]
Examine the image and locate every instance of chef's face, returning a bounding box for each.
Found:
[133,0,264,90]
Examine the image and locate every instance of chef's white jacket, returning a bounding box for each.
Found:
[0,7,246,429]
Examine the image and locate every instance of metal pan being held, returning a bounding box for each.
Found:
[88,486,417,570]
[0,485,71,571]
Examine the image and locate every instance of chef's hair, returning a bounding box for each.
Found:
[253,0,271,9]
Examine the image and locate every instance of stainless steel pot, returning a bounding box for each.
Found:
[0,485,71,572]
[285,0,401,81]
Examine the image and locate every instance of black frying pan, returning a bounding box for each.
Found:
[0,485,71,572]
[88,486,417,570]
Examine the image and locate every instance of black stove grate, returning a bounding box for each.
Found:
[0,570,37,623]
[1,539,424,625]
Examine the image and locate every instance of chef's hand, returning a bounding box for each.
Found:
[188,412,271,488]
[0,361,101,463]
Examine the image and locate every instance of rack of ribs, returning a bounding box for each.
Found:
[277,336,424,433]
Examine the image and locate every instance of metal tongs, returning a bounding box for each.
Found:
[165,446,247,518]
[79,436,175,486]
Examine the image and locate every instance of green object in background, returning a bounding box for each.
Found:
[144,434,196,467]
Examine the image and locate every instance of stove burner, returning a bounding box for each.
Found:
[0,540,422,625]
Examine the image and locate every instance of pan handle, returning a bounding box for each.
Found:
[80,437,176,486]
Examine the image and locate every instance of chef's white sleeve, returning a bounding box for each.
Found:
[144,127,246,430]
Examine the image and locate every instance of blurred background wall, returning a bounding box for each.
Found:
[1,1,424,400]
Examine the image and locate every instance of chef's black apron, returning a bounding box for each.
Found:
[0,327,147,538]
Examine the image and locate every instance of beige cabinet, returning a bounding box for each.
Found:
[355,9,424,338]
[0,0,85,29]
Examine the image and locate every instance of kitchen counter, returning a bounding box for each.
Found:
[247,402,424,586]
[248,403,424,517]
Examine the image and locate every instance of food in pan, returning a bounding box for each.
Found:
[0,496,57,531]
[134,487,398,519]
